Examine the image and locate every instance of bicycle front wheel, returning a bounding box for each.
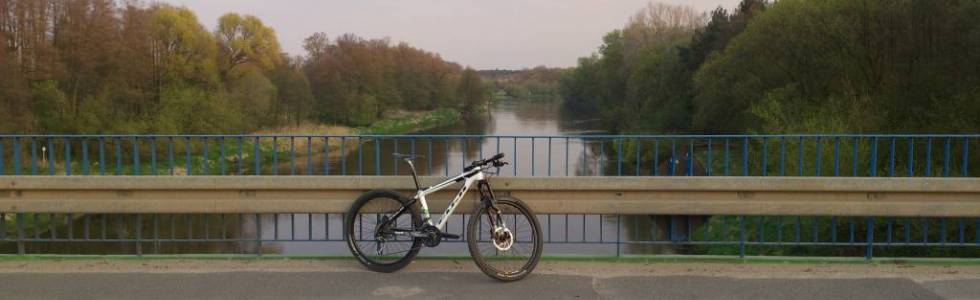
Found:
[466,196,543,281]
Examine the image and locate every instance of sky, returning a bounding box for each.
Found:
[160,0,741,70]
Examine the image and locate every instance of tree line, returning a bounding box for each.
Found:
[479,67,563,101]
[560,0,980,134]
[0,0,486,133]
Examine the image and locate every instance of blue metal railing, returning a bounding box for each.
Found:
[0,134,978,258]
[0,134,976,177]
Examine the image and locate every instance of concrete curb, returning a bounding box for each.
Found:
[1,254,977,265]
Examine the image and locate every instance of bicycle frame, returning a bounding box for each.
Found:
[415,166,485,230]
[378,157,503,238]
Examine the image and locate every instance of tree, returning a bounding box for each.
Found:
[0,1,475,133]
[149,5,220,89]
[301,32,472,125]
[270,58,314,126]
[457,68,486,114]
[54,0,122,118]
[228,66,277,129]
[302,32,329,66]
[215,13,282,78]
[560,2,704,133]
[30,80,70,132]
[154,86,242,134]
[692,0,980,133]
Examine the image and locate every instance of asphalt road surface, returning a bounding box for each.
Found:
[0,259,976,299]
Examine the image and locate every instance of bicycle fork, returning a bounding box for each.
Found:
[477,180,508,233]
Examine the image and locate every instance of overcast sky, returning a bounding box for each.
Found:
[160,0,740,70]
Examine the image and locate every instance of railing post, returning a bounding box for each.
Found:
[47,138,55,175]
[739,216,746,258]
[16,213,25,255]
[616,214,621,257]
[617,138,623,176]
[148,137,155,176]
[12,137,21,175]
[133,137,140,176]
[254,136,261,175]
[255,213,263,256]
[374,137,381,176]
[0,137,5,175]
[865,218,874,260]
[742,137,749,176]
[531,137,536,176]
[136,214,142,256]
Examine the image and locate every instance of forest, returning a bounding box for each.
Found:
[560,0,980,134]
[0,0,487,134]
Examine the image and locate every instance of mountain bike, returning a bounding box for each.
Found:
[345,153,543,281]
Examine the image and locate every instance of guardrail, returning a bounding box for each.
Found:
[1,176,978,259]
[3,176,980,216]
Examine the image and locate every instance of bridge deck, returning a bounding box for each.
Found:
[0,259,976,299]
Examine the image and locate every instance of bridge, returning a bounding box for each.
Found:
[0,134,977,298]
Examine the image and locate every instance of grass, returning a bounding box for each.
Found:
[354,108,461,135]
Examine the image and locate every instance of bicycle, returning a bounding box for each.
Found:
[345,153,543,281]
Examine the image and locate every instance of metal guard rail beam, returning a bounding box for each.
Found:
[1,176,978,217]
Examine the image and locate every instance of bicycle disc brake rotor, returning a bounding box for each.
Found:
[492,227,514,251]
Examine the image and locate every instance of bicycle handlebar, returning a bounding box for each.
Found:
[468,153,507,170]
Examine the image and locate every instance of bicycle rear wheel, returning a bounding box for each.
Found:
[466,196,543,281]
[346,190,421,273]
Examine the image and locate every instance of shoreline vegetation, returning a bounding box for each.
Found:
[260,108,462,172]
[1,108,464,177]
[479,67,563,102]
[561,0,980,135]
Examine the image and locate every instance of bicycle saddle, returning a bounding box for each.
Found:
[393,153,425,161]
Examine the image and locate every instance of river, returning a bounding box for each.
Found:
[329,99,609,177]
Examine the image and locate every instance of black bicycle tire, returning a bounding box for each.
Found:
[466,196,543,281]
[345,189,422,273]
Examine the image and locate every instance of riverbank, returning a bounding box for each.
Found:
[252,108,461,173]
[354,108,461,135]
[259,108,461,136]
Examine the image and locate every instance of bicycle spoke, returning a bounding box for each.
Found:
[349,195,418,266]
[471,200,539,274]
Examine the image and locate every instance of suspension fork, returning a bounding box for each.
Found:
[477,180,505,228]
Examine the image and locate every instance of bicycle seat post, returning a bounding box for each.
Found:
[402,158,422,191]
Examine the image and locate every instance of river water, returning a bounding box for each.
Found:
[329,99,610,177]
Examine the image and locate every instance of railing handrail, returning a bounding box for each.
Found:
[3,176,979,216]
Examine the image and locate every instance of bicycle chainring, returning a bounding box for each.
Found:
[419,225,442,247]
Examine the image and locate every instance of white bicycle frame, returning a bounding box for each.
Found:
[414,166,486,231]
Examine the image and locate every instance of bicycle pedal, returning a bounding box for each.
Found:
[441,233,461,239]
